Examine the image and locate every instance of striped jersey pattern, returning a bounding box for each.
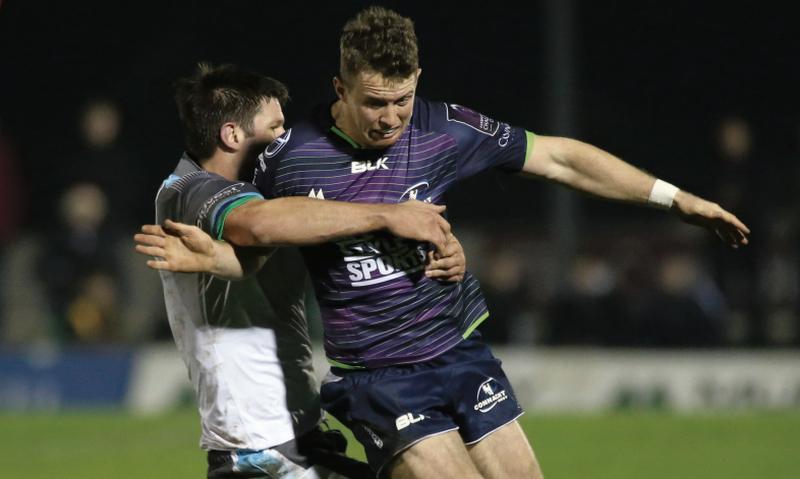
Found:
[255,97,529,368]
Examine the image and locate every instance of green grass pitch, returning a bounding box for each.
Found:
[2,409,798,478]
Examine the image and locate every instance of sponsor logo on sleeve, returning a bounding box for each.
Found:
[446,103,500,137]
[497,124,512,148]
[197,183,246,226]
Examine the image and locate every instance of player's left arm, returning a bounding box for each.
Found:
[522,135,750,247]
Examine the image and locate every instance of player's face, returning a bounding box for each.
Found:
[248,97,286,146]
[337,70,420,149]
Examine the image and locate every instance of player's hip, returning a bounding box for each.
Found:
[320,335,524,474]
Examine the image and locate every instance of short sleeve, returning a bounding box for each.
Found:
[427,102,531,180]
[181,176,263,240]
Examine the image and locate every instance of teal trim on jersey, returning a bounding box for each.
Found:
[330,126,361,149]
[462,311,490,339]
[214,195,260,240]
[327,357,366,370]
[163,174,181,188]
[525,130,536,165]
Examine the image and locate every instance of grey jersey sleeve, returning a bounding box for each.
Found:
[157,171,263,239]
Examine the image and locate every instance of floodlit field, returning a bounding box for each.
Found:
[2,409,798,478]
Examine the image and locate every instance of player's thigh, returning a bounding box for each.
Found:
[466,420,543,479]
[388,430,482,479]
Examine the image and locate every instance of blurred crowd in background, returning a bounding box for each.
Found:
[1,1,798,350]
[0,99,797,348]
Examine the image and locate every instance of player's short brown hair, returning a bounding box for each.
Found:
[339,6,419,83]
[174,63,289,160]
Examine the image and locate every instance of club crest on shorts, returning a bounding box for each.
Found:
[474,377,508,413]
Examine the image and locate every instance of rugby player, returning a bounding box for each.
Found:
[148,7,749,479]
[140,63,466,479]
[254,7,748,478]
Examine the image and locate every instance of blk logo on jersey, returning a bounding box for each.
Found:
[351,157,390,174]
[474,377,508,413]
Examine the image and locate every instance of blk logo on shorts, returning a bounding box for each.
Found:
[474,377,508,413]
[395,412,425,431]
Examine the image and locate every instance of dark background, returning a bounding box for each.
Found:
[1,0,798,348]
[1,0,797,227]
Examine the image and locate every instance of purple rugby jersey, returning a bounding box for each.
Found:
[254,97,533,368]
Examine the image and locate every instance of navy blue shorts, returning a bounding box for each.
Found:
[320,337,524,475]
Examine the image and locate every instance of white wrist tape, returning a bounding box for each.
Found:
[648,179,679,208]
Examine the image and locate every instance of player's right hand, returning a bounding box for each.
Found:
[384,200,451,254]
[671,191,751,248]
[134,220,217,272]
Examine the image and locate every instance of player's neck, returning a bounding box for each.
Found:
[202,151,241,181]
[331,100,359,144]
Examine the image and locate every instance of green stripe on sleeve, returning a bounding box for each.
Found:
[525,130,537,164]
[214,196,260,240]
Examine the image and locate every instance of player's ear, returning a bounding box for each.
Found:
[412,68,422,90]
[333,76,347,101]
[219,122,240,151]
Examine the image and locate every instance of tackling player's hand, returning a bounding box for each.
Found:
[426,233,466,282]
[384,200,451,254]
[671,191,750,248]
[134,219,217,272]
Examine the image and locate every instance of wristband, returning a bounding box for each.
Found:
[648,179,679,209]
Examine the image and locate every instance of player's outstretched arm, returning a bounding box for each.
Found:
[669,190,750,247]
[134,221,266,278]
[521,135,750,247]
[425,233,466,282]
[224,197,451,253]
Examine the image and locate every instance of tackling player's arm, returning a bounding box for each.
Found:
[137,213,467,282]
[223,197,451,252]
[134,221,267,279]
[522,135,750,247]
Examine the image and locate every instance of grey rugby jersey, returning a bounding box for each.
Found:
[155,155,320,450]
[254,98,533,369]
